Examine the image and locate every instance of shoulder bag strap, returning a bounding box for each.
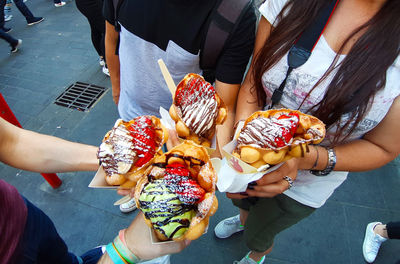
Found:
[269,0,340,109]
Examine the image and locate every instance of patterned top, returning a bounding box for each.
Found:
[260,0,400,208]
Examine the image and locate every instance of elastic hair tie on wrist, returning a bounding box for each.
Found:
[112,229,140,264]
[106,242,128,264]
[311,146,319,169]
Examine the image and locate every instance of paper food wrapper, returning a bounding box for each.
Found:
[159,106,216,154]
[89,166,119,189]
[215,139,283,193]
[89,166,137,190]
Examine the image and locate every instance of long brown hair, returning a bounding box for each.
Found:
[252,0,400,145]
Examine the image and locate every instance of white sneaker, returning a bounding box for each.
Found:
[102,65,110,76]
[119,198,137,213]
[362,222,387,263]
[11,39,22,53]
[4,14,12,22]
[54,1,66,7]
[214,214,244,239]
[99,57,105,66]
[233,252,265,264]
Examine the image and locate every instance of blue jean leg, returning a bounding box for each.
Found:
[0,0,6,28]
[12,0,34,22]
[16,198,80,264]
[0,28,18,46]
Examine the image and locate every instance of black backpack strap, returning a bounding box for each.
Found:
[269,0,340,109]
[112,0,123,32]
[200,0,252,83]
[111,0,124,55]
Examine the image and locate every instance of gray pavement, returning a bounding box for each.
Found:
[0,1,399,263]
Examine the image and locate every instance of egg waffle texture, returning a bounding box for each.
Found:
[134,140,218,241]
[169,73,227,147]
[234,109,325,167]
[97,116,168,187]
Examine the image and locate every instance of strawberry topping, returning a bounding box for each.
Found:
[164,162,205,205]
[271,112,299,148]
[237,112,300,149]
[175,76,215,106]
[174,74,219,137]
[128,116,158,167]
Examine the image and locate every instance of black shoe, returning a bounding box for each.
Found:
[11,39,22,53]
[2,27,12,33]
[27,17,44,26]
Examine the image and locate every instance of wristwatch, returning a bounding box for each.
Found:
[310,148,336,176]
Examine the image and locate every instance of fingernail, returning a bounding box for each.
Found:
[239,192,248,196]
[248,181,257,186]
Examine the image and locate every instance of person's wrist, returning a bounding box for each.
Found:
[310,147,336,176]
[112,229,141,264]
[298,145,318,170]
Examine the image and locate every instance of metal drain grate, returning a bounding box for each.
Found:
[54,82,108,111]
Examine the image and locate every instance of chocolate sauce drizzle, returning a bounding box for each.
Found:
[140,153,208,239]
[176,76,218,138]
[165,153,205,167]
[97,122,137,175]
[237,115,298,149]
[139,180,194,239]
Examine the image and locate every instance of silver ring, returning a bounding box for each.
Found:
[283,176,293,189]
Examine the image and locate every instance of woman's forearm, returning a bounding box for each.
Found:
[297,139,398,173]
[0,119,98,173]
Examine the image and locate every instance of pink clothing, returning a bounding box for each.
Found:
[0,180,27,264]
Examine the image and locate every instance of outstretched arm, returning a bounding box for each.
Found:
[0,117,98,173]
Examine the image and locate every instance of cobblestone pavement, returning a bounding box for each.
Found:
[0,1,399,263]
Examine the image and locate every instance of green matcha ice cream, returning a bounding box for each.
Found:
[139,179,196,239]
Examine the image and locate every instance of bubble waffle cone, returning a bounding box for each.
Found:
[169,73,227,148]
[134,140,218,241]
[97,116,168,187]
[234,109,325,167]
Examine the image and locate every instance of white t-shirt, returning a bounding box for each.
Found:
[259,0,400,208]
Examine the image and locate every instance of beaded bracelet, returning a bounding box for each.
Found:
[113,229,141,264]
[106,242,128,264]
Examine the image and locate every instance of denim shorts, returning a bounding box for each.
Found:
[232,194,315,252]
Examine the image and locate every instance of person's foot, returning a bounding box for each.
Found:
[11,39,22,53]
[363,222,387,263]
[54,1,66,7]
[214,214,244,238]
[78,245,105,264]
[99,57,105,66]
[4,14,13,22]
[234,252,265,264]
[2,27,12,33]
[27,17,44,26]
[102,65,110,77]
[119,197,137,213]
